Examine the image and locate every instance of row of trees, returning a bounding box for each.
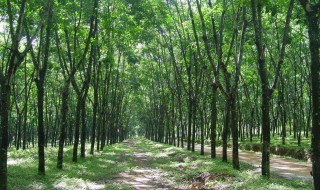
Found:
[0,0,320,189]
[0,0,146,189]
[129,0,319,189]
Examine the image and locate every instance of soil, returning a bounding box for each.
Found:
[113,140,173,190]
[199,144,313,181]
[114,140,312,189]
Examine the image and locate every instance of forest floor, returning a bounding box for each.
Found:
[112,139,176,189]
[7,138,313,189]
[196,144,313,181]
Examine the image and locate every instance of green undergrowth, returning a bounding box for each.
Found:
[238,136,311,161]
[239,136,310,149]
[7,138,312,189]
[200,136,311,161]
[134,138,312,190]
[8,144,135,190]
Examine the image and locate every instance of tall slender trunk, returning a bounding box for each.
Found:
[80,102,87,158]
[251,0,294,177]
[222,102,230,162]
[187,92,192,150]
[261,84,271,176]
[230,97,239,169]
[57,84,69,169]
[191,98,197,152]
[37,78,46,174]
[72,99,82,162]
[96,115,101,151]
[34,0,53,174]
[91,87,98,154]
[0,83,10,190]
[200,108,204,156]
[210,85,217,158]
[300,3,320,188]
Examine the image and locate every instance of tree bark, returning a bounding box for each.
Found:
[57,84,69,169]
[80,102,87,158]
[72,99,82,162]
[0,83,10,190]
[36,0,53,174]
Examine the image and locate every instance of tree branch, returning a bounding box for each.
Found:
[270,0,294,93]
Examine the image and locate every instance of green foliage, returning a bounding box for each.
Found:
[0,0,315,188]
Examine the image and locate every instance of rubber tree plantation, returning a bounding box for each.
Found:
[0,0,319,189]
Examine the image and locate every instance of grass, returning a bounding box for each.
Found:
[135,138,312,190]
[199,135,311,160]
[8,143,135,190]
[238,136,311,149]
[7,138,313,189]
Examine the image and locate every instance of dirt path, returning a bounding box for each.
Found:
[113,140,312,189]
[114,140,172,190]
[196,144,312,181]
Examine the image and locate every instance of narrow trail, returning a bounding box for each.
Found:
[114,140,172,190]
[194,144,312,181]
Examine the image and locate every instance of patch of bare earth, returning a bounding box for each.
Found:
[189,172,234,190]
[114,140,173,190]
[197,144,312,181]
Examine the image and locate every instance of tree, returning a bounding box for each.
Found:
[251,0,294,177]
[298,1,320,189]
[0,0,42,188]
[26,0,53,175]
[55,0,97,168]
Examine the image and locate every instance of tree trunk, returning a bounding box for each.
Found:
[230,97,239,169]
[222,102,230,162]
[72,99,82,162]
[300,3,320,188]
[0,83,10,190]
[210,85,217,158]
[251,0,293,177]
[81,102,87,158]
[90,86,98,154]
[187,81,192,151]
[37,78,46,175]
[57,84,69,169]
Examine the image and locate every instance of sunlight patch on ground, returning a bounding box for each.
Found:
[154,144,163,148]
[54,177,105,190]
[163,147,178,151]
[29,182,44,190]
[7,158,27,166]
[157,152,175,157]
[144,152,153,157]
[103,151,116,156]
[116,167,170,189]
[97,158,116,164]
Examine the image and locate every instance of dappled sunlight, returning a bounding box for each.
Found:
[7,139,313,189]
[163,147,178,151]
[54,177,105,190]
[143,152,153,157]
[7,158,33,166]
[189,172,234,190]
[116,168,169,189]
[113,139,177,189]
[96,158,116,164]
[29,182,45,190]
[157,152,174,157]
[102,151,116,156]
[154,144,163,148]
[199,143,312,181]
